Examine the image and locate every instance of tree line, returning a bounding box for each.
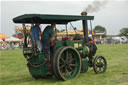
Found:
[94,25,128,38]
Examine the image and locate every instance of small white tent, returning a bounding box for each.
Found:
[0,39,3,42]
[5,37,22,42]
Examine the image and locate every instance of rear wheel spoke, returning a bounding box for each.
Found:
[69,64,76,67]
[66,51,69,61]
[68,66,74,72]
[69,58,73,64]
[60,65,65,69]
[66,69,71,77]
[60,57,65,63]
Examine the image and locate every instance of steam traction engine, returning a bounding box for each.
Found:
[13,13,107,81]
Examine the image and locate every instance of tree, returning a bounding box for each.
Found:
[55,28,60,33]
[94,25,107,38]
[60,29,65,32]
[119,27,128,37]
[73,27,77,30]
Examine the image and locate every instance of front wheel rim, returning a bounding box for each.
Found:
[93,56,107,74]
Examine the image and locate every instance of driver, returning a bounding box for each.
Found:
[41,23,56,53]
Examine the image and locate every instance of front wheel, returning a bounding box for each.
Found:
[93,56,107,74]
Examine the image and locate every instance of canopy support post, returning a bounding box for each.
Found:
[22,23,26,35]
[90,20,94,40]
[70,22,77,34]
[22,23,27,48]
[65,24,68,37]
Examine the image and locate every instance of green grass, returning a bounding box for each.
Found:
[0,44,128,85]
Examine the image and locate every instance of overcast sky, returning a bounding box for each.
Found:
[1,0,128,37]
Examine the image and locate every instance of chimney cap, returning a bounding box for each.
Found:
[81,12,87,16]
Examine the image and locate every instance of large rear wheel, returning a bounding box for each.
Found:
[53,46,81,81]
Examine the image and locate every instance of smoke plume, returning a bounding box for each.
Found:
[83,0,108,13]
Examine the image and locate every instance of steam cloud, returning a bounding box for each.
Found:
[83,0,108,13]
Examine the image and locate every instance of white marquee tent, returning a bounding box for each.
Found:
[5,37,22,42]
[0,39,3,42]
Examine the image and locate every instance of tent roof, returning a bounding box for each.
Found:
[5,37,22,42]
[13,14,94,24]
[0,33,8,39]
[0,39,3,42]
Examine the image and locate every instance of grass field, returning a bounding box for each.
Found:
[0,44,128,85]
